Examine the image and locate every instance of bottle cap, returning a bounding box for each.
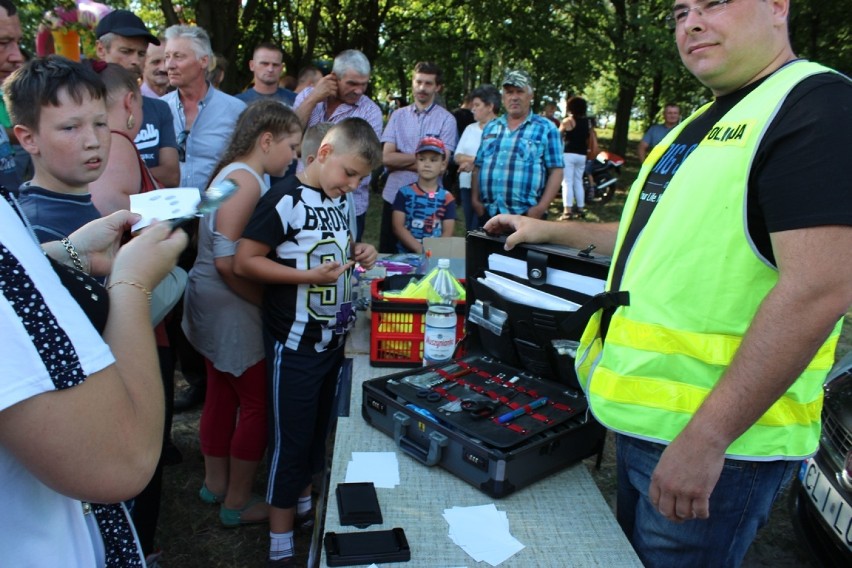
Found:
[438,258,450,268]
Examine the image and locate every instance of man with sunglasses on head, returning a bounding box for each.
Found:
[485,1,851,565]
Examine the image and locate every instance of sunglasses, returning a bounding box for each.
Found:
[177,129,189,162]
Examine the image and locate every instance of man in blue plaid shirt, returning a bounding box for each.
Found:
[471,70,563,222]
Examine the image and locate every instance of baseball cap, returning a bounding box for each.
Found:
[415,136,446,155]
[95,10,160,45]
[502,69,533,90]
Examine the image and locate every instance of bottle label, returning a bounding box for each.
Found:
[423,309,457,365]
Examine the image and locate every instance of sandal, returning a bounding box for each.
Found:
[199,483,224,505]
[219,495,269,527]
[558,212,577,221]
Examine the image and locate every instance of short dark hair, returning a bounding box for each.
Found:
[254,42,282,57]
[325,117,382,170]
[566,96,588,118]
[414,61,443,86]
[301,122,334,164]
[0,0,17,16]
[5,56,106,130]
[298,65,321,82]
[470,84,501,115]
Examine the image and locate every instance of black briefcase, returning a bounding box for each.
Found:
[361,229,615,497]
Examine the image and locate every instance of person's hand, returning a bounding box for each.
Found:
[483,214,550,250]
[68,210,140,276]
[110,220,188,291]
[458,162,474,173]
[309,73,339,101]
[525,204,546,220]
[309,260,355,285]
[648,434,725,523]
[353,243,377,270]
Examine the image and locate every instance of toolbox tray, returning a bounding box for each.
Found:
[383,357,586,448]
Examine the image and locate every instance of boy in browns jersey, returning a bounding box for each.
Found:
[235,117,381,566]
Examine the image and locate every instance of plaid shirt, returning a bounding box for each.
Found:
[381,103,457,203]
[474,112,563,216]
[294,88,384,216]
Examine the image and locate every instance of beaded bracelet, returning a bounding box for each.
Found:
[106,280,152,304]
[59,237,85,272]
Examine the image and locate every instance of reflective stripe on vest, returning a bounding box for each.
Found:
[576,61,842,459]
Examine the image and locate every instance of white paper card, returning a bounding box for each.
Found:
[344,451,400,488]
[129,187,201,232]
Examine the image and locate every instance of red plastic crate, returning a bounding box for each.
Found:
[369,278,465,367]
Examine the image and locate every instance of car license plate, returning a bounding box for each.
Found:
[799,457,852,552]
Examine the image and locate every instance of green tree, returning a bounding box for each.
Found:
[16,0,850,136]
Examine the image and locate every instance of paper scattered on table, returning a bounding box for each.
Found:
[344,451,400,488]
[129,187,201,232]
[443,504,525,566]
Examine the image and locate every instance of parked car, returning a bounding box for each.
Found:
[790,351,852,566]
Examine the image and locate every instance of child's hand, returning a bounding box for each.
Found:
[352,243,377,270]
[310,259,355,284]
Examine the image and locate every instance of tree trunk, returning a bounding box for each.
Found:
[611,80,637,157]
[646,71,663,130]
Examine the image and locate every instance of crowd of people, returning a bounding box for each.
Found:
[0,1,849,567]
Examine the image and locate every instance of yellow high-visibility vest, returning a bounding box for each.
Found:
[577,61,842,459]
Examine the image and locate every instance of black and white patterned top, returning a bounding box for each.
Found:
[0,190,142,566]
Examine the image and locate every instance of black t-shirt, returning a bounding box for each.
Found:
[610,70,852,290]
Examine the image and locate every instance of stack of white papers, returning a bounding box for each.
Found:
[343,451,400,488]
[443,504,525,566]
[478,271,581,311]
[488,253,606,296]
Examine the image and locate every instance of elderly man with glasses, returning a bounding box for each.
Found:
[484,1,852,565]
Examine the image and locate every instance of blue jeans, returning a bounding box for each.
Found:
[615,434,798,568]
[459,186,480,232]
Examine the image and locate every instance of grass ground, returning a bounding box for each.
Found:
[157,131,849,566]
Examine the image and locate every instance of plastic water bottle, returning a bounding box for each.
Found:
[423,258,460,366]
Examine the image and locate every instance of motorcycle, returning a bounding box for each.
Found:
[584,151,624,203]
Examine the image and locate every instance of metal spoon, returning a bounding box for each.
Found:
[171,178,239,230]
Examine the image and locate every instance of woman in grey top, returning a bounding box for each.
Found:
[181,100,302,527]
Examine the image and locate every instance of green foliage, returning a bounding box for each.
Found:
[17,0,851,137]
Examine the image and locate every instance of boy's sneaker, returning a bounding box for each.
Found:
[267,557,294,567]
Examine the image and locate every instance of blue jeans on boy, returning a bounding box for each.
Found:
[615,434,798,568]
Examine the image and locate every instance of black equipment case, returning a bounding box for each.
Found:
[361,230,619,498]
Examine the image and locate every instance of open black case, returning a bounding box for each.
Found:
[362,230,617,498]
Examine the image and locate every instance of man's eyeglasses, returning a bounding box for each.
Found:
[177,130,189,162]
[666,0,734,30]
